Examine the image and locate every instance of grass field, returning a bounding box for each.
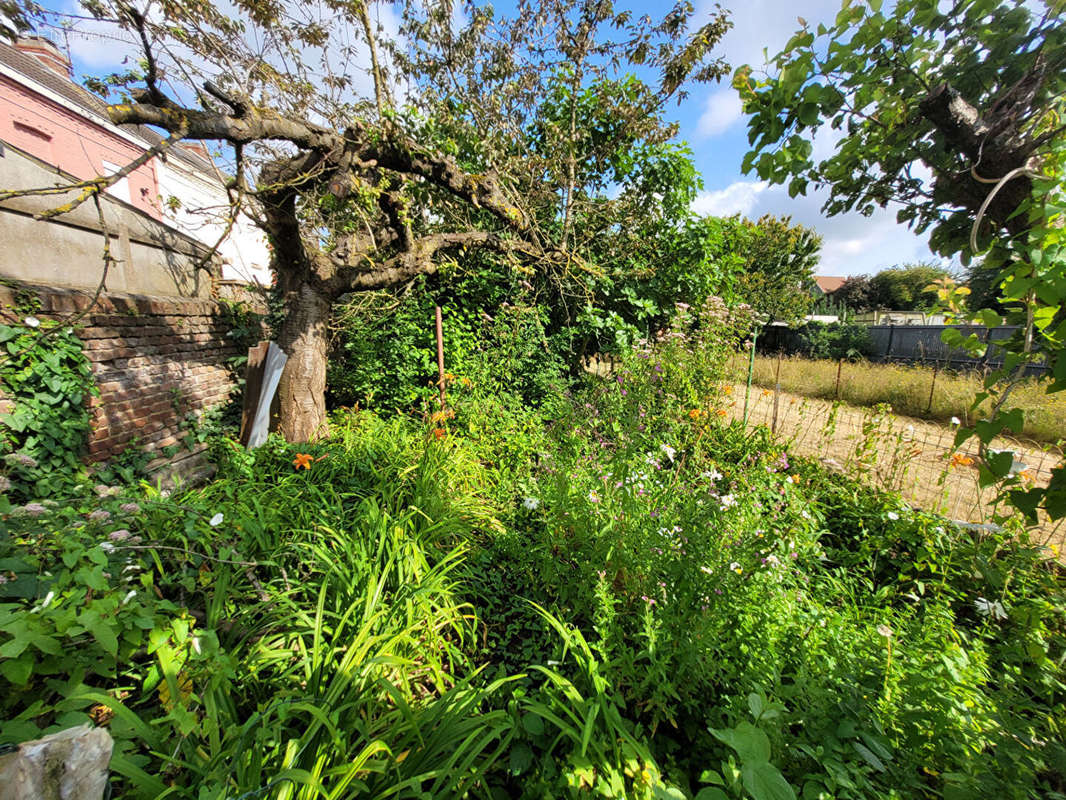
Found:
[729,354,1065,445]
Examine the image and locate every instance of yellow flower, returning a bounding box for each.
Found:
[689,408,702,419]
[761,389,772,397]
[292,453,313,470]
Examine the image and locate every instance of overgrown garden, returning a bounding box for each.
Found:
[1,0,1065,797]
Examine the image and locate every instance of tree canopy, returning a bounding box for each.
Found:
[10,0,735,440]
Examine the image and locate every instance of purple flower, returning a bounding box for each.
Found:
[108,529,132,542]
[19,502,47,517]
[88,509,111,522]
[120,502,141,514]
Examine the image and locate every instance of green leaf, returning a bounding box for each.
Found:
[710,721,771,764]
[851,741,886,772]
[521,712,545,736]
[742,761,797,800]
[694,789,730,800]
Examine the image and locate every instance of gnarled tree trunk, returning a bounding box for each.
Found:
[275,281,331,443]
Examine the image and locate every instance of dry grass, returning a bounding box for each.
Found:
[728,354,1065,445]
[724,383,1065,549]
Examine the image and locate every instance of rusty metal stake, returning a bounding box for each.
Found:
[435,305,446,412]
[926,363,939,415]
[771,349,783,434]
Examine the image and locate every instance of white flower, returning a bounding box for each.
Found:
[191,636,202,655]
[700,565,713,575]
[729,561,742,574]
[99,542,116,552]
[659,444,676,462]
[122,590,136,606]
[31,590,55,613]
[719,494,737,510]
[974,597,1008,620]
[876,624,893,638]
[209,513,224,527]
[887,511,900,521]
[522,497,540,511]
[700,469,723,482]
[23,316,40,328]
[951,416,961,426]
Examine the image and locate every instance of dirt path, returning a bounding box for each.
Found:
[725,383,1064,548]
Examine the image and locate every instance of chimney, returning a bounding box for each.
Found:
[15,35,72,79]
[180,141,215,163]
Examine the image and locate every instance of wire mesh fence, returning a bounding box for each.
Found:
[726,381,1064,547]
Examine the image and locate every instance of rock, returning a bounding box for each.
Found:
[0,725,113,800]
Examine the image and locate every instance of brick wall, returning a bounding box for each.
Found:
[1,283,251,483]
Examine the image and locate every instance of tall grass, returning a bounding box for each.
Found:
[729,354,1064,444]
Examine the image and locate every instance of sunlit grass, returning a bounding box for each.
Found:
[729,354,1064,444]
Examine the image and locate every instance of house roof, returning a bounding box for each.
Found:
[814,275,848,294]
[0,39,218,178]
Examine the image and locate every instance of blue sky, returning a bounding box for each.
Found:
[41,0,946,278]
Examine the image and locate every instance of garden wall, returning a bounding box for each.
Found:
[0,283,247,485]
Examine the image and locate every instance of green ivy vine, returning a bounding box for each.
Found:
[0,316,98,501]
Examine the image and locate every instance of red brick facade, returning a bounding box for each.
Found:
[1,284,248,472]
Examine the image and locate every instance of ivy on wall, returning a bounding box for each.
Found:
[0,312,98,501]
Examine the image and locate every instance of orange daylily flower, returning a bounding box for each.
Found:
[293,453,313,470]
[716,409,728,417]
[689,408,702,419]
[761,389,772,397]
[432,428,447,440]
[950,453,974,469]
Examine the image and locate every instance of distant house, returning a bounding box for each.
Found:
[811,275,847,297]
[0,35,270,285]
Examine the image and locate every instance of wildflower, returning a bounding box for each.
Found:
[1018,470,1034,482]
[876,624,893,638]
[701,469,723,482]
[209,513,224,527]
[974,597,1007,621]
[716,408,728,417]
[120,502,141,514]
[88,509,111,522]
[431,428,447,440]
[659,444,676,461]
[191,636,202,655]
[522,497,540,511]
[729,562,742,574]
[763,554,781,567]
[886,511,900,521]
[950,416,961,426]
[950,453,974,468]
[122,590,136,605]
[761,389,772,397]
[31,590,55,613]
[23,315,40,328]
[108,529,132,542]
[18,502,47,517]
[688,408,702,419]
[641,595,656,606]
[292,453,313,470]
[588,491,600,503]
[99,542,115,553]
[700,565,713,575]
[722,385,733,394]
[719,494,737,510]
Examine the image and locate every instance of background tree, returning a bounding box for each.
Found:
[868,263,952,311]
[717,214,822,323]
[830,275,874,313]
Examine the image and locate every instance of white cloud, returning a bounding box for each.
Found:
[697,89,742,137]
[692,180,770,217]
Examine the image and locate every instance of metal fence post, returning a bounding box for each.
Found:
[743,329,758,426]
